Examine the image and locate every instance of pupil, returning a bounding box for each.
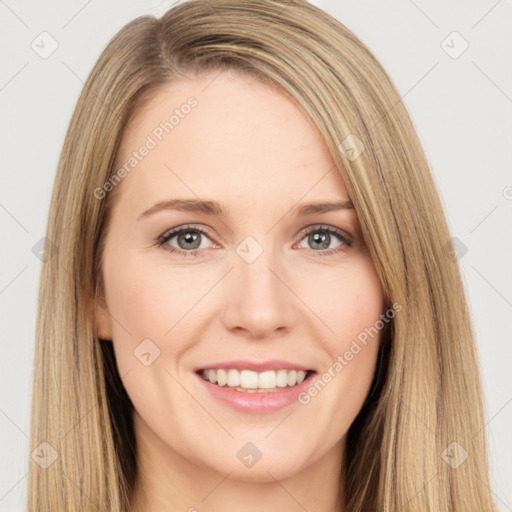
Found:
[179,231,201,250]
[311,232,329,250]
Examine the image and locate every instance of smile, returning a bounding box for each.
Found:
[198,368,313,392]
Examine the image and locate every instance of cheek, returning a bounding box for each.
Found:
[103,251,220,387]
[334,261,384,378]
[105,253,199,339]
[296,257,385,421]
[103,255,201,416]
[300,256,385,348]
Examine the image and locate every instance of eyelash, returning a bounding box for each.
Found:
[156,224,353,258]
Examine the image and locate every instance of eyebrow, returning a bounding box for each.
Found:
[137,198,354,220]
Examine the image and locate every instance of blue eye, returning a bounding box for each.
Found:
[157,224,352,257]
[296,225,352,255]
[157,225,213,257]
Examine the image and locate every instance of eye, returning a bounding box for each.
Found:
[157,225,214,257]
[156,224,352,257]
[295,224,352,256]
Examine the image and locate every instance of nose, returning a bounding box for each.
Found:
[220,245,296,340]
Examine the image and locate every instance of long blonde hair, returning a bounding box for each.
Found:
[27,1,497,510]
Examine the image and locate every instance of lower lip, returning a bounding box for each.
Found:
[195,371,315,413]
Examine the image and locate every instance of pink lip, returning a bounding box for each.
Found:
[194,368,316,414]
[194,359,314,372]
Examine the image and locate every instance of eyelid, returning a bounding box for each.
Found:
[156,224,217,256]
[156,223,353,257]
[296,223,353,245]
[157,224,215,245]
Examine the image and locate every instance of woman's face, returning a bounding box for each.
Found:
[95,69,385,486]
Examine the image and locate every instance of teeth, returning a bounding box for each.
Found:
[200,368,310,391]
[208,369,217,384]
[227,369,240,387]
[217,369,227,386]
[296,370,307,384]
[276,369,289,387]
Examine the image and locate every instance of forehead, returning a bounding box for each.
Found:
[114,69,349,213]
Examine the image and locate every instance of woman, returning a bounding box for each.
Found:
[27,0,497,510]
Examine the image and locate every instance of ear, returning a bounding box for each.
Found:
[93,286,113,341]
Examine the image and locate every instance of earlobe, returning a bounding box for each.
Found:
[94,294,113,341]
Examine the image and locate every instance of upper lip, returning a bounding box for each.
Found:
[195,359,315,373]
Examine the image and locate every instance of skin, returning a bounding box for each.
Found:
[95,69,385,512]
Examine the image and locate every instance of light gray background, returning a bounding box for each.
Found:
[1,0,511,510]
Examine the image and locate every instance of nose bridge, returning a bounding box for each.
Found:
[221,234,294,336]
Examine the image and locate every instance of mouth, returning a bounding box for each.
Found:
[194,361,318,413]
[196,368,317,393]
